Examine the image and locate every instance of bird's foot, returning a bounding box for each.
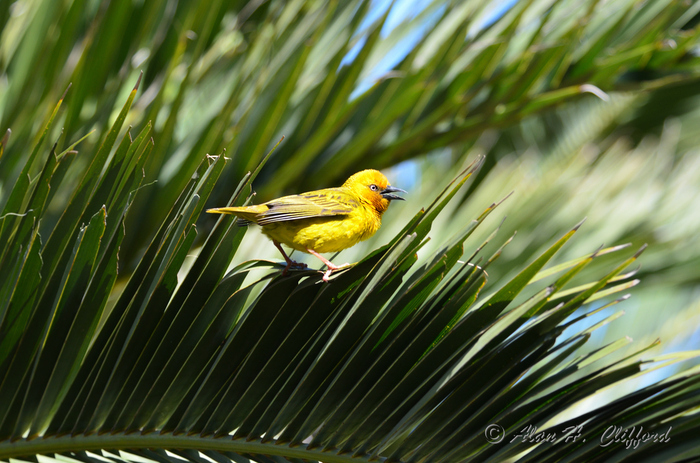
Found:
[305,248,352,282]
[282,260,308,276]
[274,240,308,276]
[321,262,351,282]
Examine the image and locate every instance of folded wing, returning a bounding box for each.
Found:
[255,189,358,226]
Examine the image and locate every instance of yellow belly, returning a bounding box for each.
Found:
[261,209,381,254]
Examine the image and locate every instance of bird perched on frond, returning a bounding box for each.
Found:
[207,169,406,282]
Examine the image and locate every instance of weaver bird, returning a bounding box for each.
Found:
[207,169,406,282]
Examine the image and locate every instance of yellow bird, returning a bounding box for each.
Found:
[207,169,406,281]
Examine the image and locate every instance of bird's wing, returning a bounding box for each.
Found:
[256,188,358,226]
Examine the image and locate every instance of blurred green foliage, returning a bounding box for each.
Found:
[2,0,700,461]
[3,0,700,266]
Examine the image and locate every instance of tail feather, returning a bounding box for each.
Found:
[206,205,265,225]
[206,206,249,214]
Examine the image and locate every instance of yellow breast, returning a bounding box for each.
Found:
[261,204,381,254]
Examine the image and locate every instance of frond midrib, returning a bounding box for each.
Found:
[1,433,375,463]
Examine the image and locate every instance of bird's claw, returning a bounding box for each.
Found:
[321,263,351,282]
[282,260,308,276]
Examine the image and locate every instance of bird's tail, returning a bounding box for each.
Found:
[206,206,248,215]
[206,206,262,226]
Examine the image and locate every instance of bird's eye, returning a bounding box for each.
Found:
[369,184,378,191]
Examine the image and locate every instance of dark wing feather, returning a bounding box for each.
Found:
[255,188,358,226]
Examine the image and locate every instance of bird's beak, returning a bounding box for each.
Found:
[381,185,407,201]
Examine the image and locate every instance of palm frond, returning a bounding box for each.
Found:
[1,89,699,462]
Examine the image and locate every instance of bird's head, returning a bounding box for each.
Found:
[343,169,406,214]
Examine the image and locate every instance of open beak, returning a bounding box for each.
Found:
[381,185,407,201]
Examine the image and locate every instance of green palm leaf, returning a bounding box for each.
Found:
[2,1,700,462]
[1,90,698,461]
